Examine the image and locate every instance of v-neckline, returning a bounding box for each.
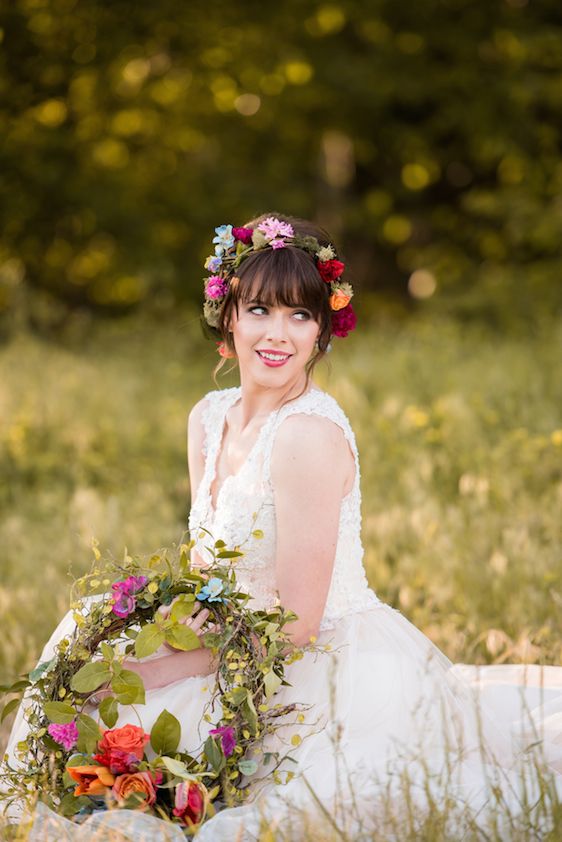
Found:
[207,386,321,516]
[208,389,279,516]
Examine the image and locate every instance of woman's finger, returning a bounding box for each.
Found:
[188,607,210,632]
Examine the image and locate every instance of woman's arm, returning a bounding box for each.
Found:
[124,646,217,690]
[270,413,355,648]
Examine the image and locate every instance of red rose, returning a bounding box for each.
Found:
[173,780,207,826]
[317,259,345,283]
[331,302,357,337]
[94,747,140,774]
[94,724,150,771]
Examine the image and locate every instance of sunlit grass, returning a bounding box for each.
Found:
[1,306,561,766]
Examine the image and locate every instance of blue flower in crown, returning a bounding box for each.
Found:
[204,254,223,272]
[196,577,226,603]
[212,224,235,256]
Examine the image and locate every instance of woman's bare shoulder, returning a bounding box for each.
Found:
[271,411,352,473]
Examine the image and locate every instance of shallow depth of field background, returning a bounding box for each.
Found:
[1,0,561,757]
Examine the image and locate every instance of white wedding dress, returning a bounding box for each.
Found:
[3,386,562,840]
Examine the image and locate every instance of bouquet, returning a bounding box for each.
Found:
[0,532,324,833]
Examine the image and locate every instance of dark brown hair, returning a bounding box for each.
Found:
[213,212,337,387]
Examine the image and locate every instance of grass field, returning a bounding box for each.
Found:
[1,306,561,805]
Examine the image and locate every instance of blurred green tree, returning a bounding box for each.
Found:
[0,0,560,331]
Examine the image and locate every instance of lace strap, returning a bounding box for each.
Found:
[200,387,240,459]
[261,390,360,488]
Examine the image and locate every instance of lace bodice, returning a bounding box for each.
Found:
[188,386,381,630]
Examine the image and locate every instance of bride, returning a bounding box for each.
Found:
[3,213,562,839]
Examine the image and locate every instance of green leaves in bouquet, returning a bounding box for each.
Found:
[111,667,145,705]
[164,624,200,651]
[59,792,92,818]
[0,677,31,723]
[1,697,21,723]
[224,686,258,736]
[43,701,76,723]
[134,623,166,658]
[70,662,111,694]
[204,734,225,773]
[237,759,258,776]
[170,593,196,622]
[161,756,192,779]
[264,669,282,699]
[150,709,181,755]
[134,592,200,658]
[99,695,119,728]
[29,658,55,682]
[76,713,102,754]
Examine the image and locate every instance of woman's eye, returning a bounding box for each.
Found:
[249,305,267,315]
[293,311,310,320]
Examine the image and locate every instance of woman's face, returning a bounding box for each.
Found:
[229,294,320,389]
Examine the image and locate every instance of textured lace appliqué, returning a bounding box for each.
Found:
[188,387,382,630]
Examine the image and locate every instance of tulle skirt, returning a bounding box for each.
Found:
[4,601,562,840]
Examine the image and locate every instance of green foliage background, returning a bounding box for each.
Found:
[1,0,561,330]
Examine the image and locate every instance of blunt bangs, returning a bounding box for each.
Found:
[231,246,329,322]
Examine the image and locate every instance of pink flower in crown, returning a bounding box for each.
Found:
[205,275,228,300]
[257,216,294,242]
[232,226,253,244]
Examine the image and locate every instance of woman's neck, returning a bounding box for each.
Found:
[235,375,317,428]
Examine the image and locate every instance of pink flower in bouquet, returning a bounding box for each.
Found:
[111,575,148,617]
[111,592,136,618]
[331,302,357,337]
[209,724,236,758]
[112,575,148,596]
[112,771,157,809]
[48,720,78,751]
[173,779,207,826]
[232,226,253,244]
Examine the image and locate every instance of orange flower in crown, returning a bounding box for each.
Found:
[201,217,356,348]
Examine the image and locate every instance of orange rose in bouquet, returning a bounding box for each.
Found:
[94,724,150,773]
[113,771,157,809]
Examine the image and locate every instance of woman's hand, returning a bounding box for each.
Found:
[156,598,217,653]
[88,600,219,704]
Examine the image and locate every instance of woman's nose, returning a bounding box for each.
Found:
[265,311,289,342]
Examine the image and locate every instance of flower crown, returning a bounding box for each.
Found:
[202,216,356,353]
